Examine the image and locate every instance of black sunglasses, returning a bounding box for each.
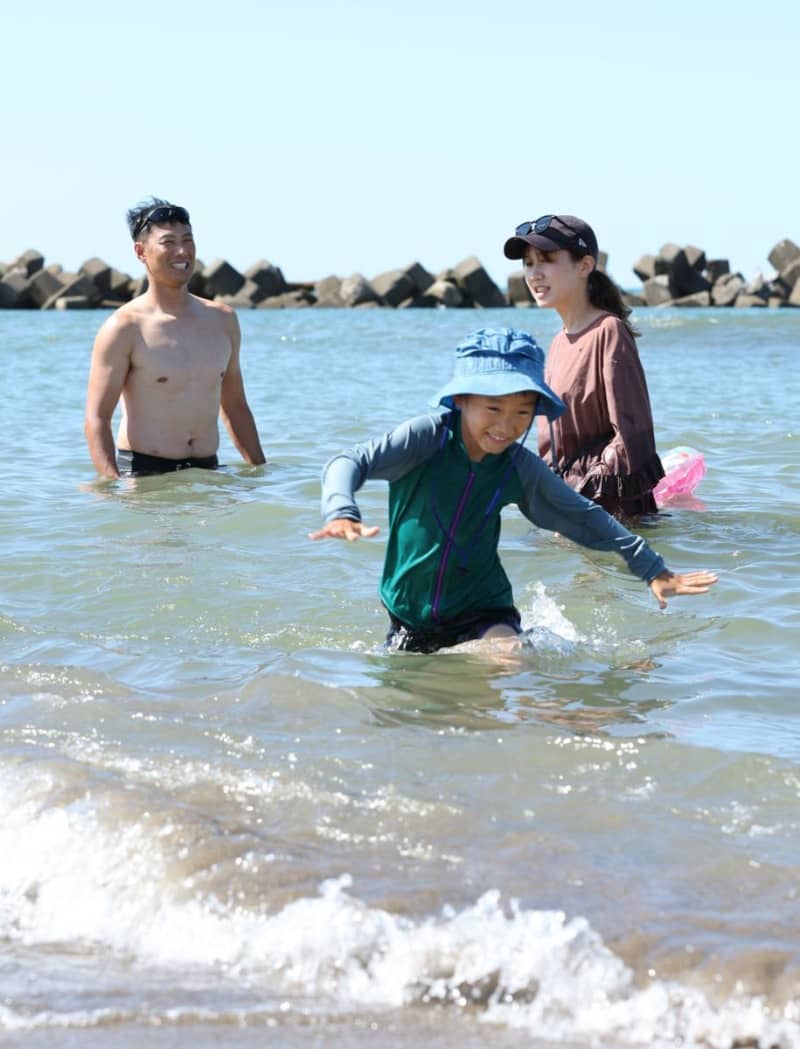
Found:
[133,205,190,239]
[514,215,582,239]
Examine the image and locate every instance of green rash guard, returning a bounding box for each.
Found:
[321,409,667,631]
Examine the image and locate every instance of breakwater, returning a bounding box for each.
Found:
[2,238,798,309]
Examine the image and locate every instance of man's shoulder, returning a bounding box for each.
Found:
[189,293,235,319]
[111,293,236,327]
[95,300,142,342]
[188,294,239,337]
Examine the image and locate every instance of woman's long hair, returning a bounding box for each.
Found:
[584,264,640,338]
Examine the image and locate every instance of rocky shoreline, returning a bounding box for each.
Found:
[2,238,799,310]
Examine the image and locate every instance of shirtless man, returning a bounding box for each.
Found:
[84,198,265,478]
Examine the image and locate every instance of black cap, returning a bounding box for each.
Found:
[504,215,599,261]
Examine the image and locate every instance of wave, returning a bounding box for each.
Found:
[1,760,797,1048]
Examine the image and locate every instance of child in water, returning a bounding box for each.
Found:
[310,328,717,653]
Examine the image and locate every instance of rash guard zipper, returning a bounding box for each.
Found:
[431,471,475,623]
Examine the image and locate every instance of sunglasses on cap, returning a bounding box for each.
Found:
[515,214,586,242]
[514,215,598,260]
[132,205,190,239]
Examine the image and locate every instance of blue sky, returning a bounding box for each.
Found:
[2,0,798,290]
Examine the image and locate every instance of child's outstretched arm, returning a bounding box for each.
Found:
[310,518,380,542]
[314,414,450,543]
[648,569,718,609]
[516,452,719,608]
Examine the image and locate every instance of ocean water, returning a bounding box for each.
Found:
[0,305,798,1049]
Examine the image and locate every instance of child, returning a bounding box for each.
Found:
[310,328,716,654]
[504,215,664,518]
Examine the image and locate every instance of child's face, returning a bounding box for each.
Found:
[454,391,537,462]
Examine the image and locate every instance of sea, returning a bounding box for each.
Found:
[0,305,798,1049]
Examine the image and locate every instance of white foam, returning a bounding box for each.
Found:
[1,766,797,1047]
[519,582,582,644]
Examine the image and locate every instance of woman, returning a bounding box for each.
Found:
[504,214,664,518]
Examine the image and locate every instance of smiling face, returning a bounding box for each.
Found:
[453,391,537,462]
[523,245,593,312]
[134,220,196,288]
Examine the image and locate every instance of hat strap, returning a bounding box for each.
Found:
[548,421,559,472]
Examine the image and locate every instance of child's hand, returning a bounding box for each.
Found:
[649,569,718,609]
[309,518,380,542]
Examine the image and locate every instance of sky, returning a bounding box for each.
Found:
[2,0,799,291]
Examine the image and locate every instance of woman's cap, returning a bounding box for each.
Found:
[504,214,598,260]
[431,328,565,422]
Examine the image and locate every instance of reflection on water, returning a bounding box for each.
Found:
[358,642,675,738]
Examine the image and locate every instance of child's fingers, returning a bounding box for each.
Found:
[674,571,718,594]
[648,569,718,608]
[308,524,354,541]
[308,522,379,541]
[681,571,718,586]
[343,523,380,540]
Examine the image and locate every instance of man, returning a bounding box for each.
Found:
[84,198,265,478]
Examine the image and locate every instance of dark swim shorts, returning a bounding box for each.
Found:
[117,449,219,477]
[385,606,522,654]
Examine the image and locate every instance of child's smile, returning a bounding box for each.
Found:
[454,392,537,462]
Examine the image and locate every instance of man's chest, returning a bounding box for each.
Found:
[132,321,231,382]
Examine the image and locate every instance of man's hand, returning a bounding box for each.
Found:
[649,569,718,609]
[309,518,380,542]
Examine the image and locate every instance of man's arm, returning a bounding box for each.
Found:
[84,314,134,478]
[219,309,266,465]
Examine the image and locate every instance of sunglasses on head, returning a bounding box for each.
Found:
[514,215,582,239]
[133,205,190,238]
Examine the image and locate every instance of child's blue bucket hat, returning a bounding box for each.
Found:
[431,328,565,422]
